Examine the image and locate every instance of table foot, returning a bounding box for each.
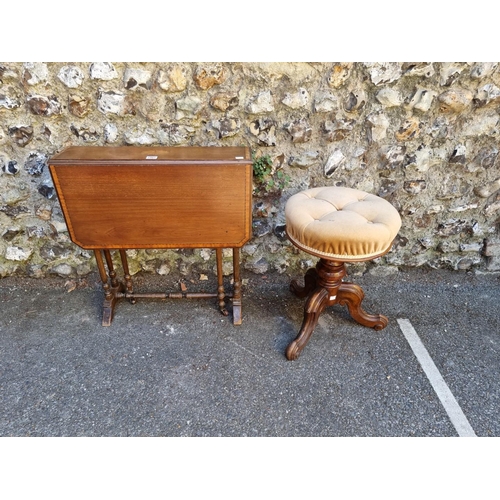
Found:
[101,282,125,326]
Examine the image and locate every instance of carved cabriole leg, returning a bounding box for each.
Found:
[94,249,120,327]
[286,287,331,361]
[286,258,389,360]
[286,260,345,360]
[216,248,229,317]
[290,267,318,299]
[337,283,388,330]
[232,247,242,325]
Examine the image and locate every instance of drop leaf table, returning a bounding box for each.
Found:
[49,146,253,326]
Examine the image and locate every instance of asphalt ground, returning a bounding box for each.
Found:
[1,266,499,496]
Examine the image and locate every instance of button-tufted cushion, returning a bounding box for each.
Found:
[285,186,401,261]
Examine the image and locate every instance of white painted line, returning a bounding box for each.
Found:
[397,318,477,437]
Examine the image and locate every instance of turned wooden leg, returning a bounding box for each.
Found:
[104,250,119,288]
[94,250,123,326]
[119,249,136,304]
[232,247,242,325]
[216,248,229,318]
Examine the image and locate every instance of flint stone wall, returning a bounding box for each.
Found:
[1,61,500,279]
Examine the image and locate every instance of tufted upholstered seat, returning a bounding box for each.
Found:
[285,186,401,261]
[284,186,402,360]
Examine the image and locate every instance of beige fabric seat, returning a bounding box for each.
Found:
[285,186,401,261]
[283,186,402,361]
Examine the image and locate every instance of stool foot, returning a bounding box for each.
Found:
[286,259,389,360]
[337,283,388,330]
[286,287,330,361]
[290,268,318,299]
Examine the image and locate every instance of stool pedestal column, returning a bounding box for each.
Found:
[286,259,388,361]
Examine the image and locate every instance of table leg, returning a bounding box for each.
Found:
[216,248,229,317]
[232,247,242,325]
[103,250,119,288]
[119,249,136,304]
[94,249,122,326]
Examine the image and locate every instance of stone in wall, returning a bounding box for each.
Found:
[367,112,389,142]
[35,204,52,220]
[249,119,277,146]
[288,151,319,169]
[449,144,466,165]
[382,145,406,170]
[5,246,32,261]
[104,123,118,143]
[395,117,420,142]
[408,88,437,112]
[124,127,156,145]
[474,177,500,198]
[314,91,337,112]
[484,191,500,216]
[462,110,499,137]
[58,66,84,88]
[323,119,355,142]
[90,62,118,80]
[285,119,312,143]
[439,63,464,86]
[327,63,352,88]
[124,68,153,90]
[175,95,203,119]
[38,184,55,200]
[0,92,21,110]
[158,123,195,145]
[437,219,469,236]
[483,238,500,270]
[22,63,48,85]
[438,88,473,113]
[436,174,470,200]
[27,94,61,116]
[365,62,402,85]
[246,91,274,114]
[24,152,47,176]
[470,62,498,79]
[9,126,33,147]
[324,149,346,177]
[193,64,226,90]
[69,95,91,117]
[428,116,449,140]
[70,125,99,142]
[402,63,435,78]
[158,66,187,93]
[211,117,240,138]
[404,180,426,194]
[282,88,309,109]
[1,159,19,175]
[378,179,398,198]
[376,87,402,107]
[343,90,366,112]
[47,263,73,277]
[474,84,500,107]
[210,92,239,112]
[97,90,127,115]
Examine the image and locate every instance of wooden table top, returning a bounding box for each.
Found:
[49,146,253,250]
[49,146,252,165]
